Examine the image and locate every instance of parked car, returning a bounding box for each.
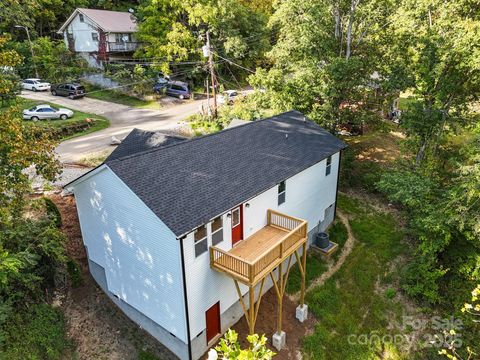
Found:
[153,80,168,94]
[23,104,74,121]
[218,90,239,105]
[165,81,191,99]
[21,78,51,92]
[51,83,85,99]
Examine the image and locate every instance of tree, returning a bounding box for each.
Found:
[389,0,480,166]
[248,0,394,130]
[0,35,59,216]
[12,37,87,82]
[135,0,269,77]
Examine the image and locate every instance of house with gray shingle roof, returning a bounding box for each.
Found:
[58,8,140,67]
[65,110,346,360]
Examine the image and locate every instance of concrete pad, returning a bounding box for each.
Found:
[296,304,308,323]
[272,331,286,351]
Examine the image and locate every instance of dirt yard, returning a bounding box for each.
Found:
[51,194,178,360]
[230,290,316,360]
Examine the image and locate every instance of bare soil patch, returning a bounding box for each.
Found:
[230,289,316,360]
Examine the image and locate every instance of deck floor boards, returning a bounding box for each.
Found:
[229,226,288,263]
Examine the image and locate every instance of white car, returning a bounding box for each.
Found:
[21,78,51,92]
[218,90,240,105]
[23,104,74,121]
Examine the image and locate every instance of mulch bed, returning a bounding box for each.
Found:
[230,289,316,360]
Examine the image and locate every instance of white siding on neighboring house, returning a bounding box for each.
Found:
[72,166,188,343]
[183,151,340,340]
[64,13,99,52]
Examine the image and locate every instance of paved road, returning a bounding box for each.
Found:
[21,91,208,163]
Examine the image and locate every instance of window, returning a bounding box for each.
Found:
[278,181,286,205]
[115,33,132,43]
[91,32,98,42]
[232,208,240,227]
[79,14,84,22]
[326,156,332,176]
[211,216,223,246]
[194,226,207,257]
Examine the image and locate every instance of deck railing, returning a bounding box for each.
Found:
[107,42,141,52]
[210,209,307,285]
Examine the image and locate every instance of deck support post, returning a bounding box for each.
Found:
[300,242,307,306]
[249,285,255,335]
[276,262,283,335]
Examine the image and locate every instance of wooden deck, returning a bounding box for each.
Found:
[229,226,289,263]
[210,210,308,286]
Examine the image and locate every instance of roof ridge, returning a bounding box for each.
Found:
[105,110,303,164]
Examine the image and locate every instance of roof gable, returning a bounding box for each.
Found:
[106,111,346,237]
[59,8,138,33]
[106,129,187,162]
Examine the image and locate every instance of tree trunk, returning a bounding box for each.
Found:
[346,0,359,60]
[415,138,428,168]
[334,6,341,40]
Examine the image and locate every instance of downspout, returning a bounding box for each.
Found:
[333,150,343,219]
[179,238,193,360]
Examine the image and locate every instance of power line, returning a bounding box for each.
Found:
[213,52,256,74]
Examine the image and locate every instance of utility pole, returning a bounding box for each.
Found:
[15,25,39,78]
[205,31,217,118]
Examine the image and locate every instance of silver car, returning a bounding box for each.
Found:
[23,104,74,121]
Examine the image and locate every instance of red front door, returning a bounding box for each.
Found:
[231,205,243,246]
[205,302,220,344]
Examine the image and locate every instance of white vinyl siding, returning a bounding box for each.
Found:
[183,152,341,339]
[63,13,99,52]
[73,166,188,343]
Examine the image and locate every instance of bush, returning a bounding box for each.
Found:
[1,304,72,360]
[66,259,82,288]
[44,198,61,228]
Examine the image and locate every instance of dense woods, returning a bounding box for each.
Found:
[0,0,479,358]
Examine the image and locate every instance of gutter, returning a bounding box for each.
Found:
[333,150,343,219]
[179,237,193,360]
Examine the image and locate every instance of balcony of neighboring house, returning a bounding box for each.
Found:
[107,41,141,52]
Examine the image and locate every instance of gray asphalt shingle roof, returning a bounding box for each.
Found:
[105,110,346,237]
[106,129,186,161]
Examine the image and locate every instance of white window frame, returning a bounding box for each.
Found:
[194,226,208,257]
[91,32,98,42]
[211,216,223,246]
[326,155,332,176]
[278,180,286,205]
[231,208,241,229]
[79,14,84,22]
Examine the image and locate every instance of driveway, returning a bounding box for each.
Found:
[21,91,208,163]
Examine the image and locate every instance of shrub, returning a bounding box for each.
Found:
[1,304,72,360]
[44,198,62,228]
[66,259,82,288]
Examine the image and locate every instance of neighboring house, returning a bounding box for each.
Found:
[58,8,139,68]
[65,111,346,360]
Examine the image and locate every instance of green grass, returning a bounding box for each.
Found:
[286,252,329,295]
[2,304,75,360]
[20,99,109,140]
[286,220,349,294]
[82,83,159,109]
[398,95,420,111]
[330,220,349,262]
[302,195,407,359]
